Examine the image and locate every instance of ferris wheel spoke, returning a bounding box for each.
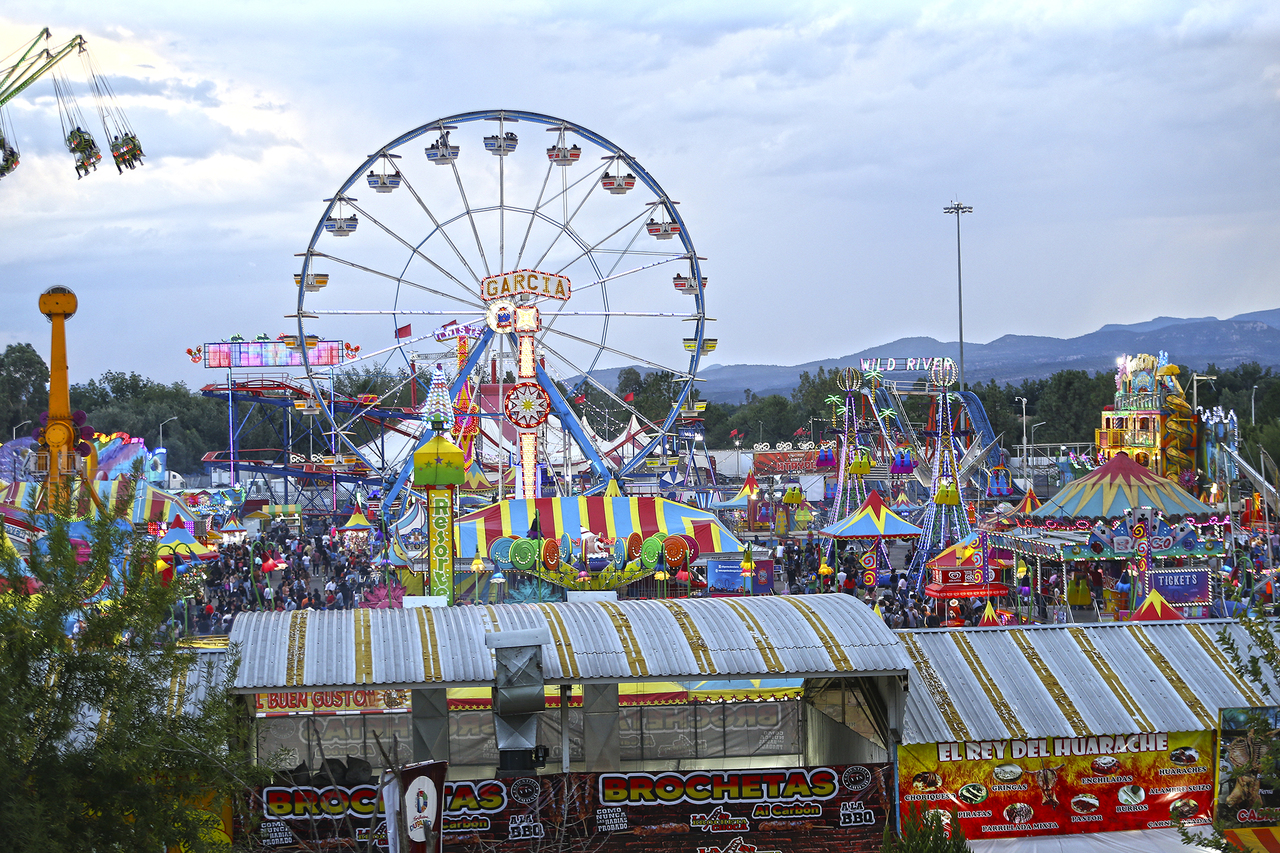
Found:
[306,251,485,311]
[446,159,492,278]
[514,159,555,270]
[394,170,487,287]
[325,204,482,304]
[528,160,611,271]
[546,207,652,280]
[571,253,690,296]
[538,342,666,436]
[307,309,486,317]
[327,335,436,371]
[331,368,422,439]
[541,326,691,379]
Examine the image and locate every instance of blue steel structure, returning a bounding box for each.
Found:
[295,111,708,515]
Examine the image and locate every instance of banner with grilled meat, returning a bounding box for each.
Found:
[898,732,1214,839]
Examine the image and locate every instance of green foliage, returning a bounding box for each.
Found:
[882,803,972,853]
[69,370,230,475]
[0,488,267,852]
[0,343,49,441]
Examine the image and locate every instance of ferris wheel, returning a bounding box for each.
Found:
[295,110,711,499]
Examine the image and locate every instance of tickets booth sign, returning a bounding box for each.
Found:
[898,732,1214,840]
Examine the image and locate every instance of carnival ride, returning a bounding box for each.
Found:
[290,111,710,516]
[0,28,145,182]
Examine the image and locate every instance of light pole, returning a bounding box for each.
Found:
[11,419,31,481]
[1028,422,1046,472]
[1253,386,1258,426]
[158,416,178,450]
[1191,372,1216,414]
[943,200,973,392]
[1015,397,1027,482]
[734,437,742,478]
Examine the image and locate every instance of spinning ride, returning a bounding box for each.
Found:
[294,111,710,505]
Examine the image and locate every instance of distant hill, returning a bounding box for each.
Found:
[691,313,1280,404]
[574,309,1280,404]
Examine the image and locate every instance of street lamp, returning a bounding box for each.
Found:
[734,436,742,477]
[1028,422,1046,471]
[943,200,973,392]
[11,419,31,481]
[158,416,178,450]
[1014,397,1027,481]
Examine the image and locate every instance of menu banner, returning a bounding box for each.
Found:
[898,732,1215,839]
[255,765,892,852]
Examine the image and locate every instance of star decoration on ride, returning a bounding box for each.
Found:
[503,381,551,430]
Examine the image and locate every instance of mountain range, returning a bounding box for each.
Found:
[630,307,1280,405]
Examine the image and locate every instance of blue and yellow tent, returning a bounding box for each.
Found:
[455,496,745,557]
[818,490,923,539]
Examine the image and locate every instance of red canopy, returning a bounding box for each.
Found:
[924,582,1009,600]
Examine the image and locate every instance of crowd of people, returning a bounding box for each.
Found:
[164,519,396,638]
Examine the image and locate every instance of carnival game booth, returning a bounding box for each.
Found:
[990,453,1224,621]
[230,594,910,853]
[898,619,1273,853]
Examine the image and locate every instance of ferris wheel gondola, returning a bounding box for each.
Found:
[294,110,710,505]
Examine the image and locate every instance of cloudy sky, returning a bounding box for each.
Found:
[1,1,1278,389]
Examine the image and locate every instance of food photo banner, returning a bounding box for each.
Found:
[255,765,892,853]
[898,732,1214,840]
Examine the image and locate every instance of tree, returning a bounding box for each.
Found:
[0,343,49,440]
[0,490,266,851]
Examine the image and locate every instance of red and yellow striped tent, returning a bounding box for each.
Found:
[0,478,197,525]
[455,496,745,557]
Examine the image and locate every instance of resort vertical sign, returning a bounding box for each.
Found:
[427,489,454,602]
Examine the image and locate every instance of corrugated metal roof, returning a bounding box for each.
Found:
[902,620,1276,745]
[229,595,910,691]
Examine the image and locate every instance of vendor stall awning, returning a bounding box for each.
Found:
[229,594,910,690]
[901,619,1279,745]
[455,496,745,557]
[923,582,1010,599]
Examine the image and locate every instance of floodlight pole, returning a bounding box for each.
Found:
[944,201,973,392]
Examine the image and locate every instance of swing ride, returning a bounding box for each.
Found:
[0,28,145,182]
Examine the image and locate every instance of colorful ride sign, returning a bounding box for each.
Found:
[427,488,454,602]
[480,269,571,302]
[898,731,1215,839]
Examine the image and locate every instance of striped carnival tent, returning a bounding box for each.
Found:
[454,496,745,558]
[818,490,923,540]
[1030,451,1214,521]
[0,478,197,526]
